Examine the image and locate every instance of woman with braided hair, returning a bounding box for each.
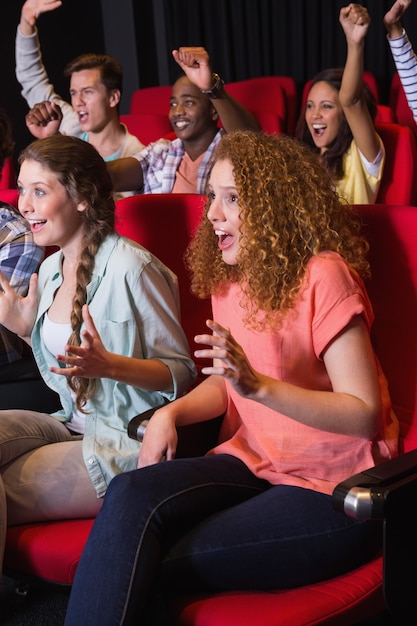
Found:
[0,134,196,577]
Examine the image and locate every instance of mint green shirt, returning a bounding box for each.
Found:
[31,233,196,497]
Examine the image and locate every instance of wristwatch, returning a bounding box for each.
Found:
[200,73,225,99]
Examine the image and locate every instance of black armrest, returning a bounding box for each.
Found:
[333,448,417,621]
[128,405,167,441]
[332,448,417,520]
[128,406,223,458]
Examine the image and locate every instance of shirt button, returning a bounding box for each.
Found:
[88,458,95,465]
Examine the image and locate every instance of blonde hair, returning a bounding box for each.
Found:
[186,131,369,330]
[19,135,115,411]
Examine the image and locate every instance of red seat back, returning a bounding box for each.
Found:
[0,188,19,207]
[0,157,15,190]
[375,122,417,205]
[224,77,288,133]
[355,204,417,450]
[120,112,173,145]
[130,85,172,116]
[273,75,299,135]
[375,104,396,123]
[115,193,212,357]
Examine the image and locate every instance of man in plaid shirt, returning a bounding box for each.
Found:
[0,201,43,375]
[107,47,260,195]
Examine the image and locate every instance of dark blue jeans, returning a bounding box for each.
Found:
[64,454,381,626]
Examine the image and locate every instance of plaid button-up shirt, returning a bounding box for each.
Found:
[0,203,43,364]
[135,130,224,194]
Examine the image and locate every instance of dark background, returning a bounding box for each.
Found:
[2,0,417,162]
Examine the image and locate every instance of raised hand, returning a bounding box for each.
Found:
[0,271,38,339]
[172,47,213,91]
[51,304,110,378]
[384,0,412,38]
[26,101,63,139]
[194,319,262,398]
[21,0,62,29]
[340,3,371,44]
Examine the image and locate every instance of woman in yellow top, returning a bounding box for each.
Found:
[296,4,385,205]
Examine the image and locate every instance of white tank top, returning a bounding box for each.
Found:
[42,313,86,434]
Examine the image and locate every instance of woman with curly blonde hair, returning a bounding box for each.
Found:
[64,130,399,626]
[0,134,195,578]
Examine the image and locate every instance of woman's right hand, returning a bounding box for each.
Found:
[0,271,38,338]
[137,406,178,468]
[384,0,412,38]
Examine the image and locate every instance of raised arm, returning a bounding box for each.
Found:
[384,1,417,123]
[16,0,81,137]
[172,47,261,133]
[338,4,381,163]
[384,0,412,38]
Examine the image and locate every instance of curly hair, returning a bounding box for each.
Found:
[0,108,15,174]
[186,130,370,330]
[19,135,115,412]
[295,68,377,180]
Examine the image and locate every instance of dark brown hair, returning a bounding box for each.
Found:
[295,68,377,180]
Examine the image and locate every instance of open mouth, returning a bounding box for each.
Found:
[28,219,47,233]
[173,119,190,131]
[312,123,326,137]
[215,229,234,250]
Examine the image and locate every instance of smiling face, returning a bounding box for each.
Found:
[305,81,344,153]
[69,68,119,133]
[207,158,242,266]
[168,76,218,141]
[17,159,86,252]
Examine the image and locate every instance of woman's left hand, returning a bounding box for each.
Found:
[51,304,110,378]
[194,319,262,398]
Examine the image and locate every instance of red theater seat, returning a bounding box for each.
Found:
[0,157,15,190]
[375,122,417,205]
[120,112,173,145]
[224,77,288,133]
[129,85,172,116]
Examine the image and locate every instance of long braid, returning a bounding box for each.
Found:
[66,232,102,412]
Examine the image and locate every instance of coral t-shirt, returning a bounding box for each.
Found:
[210,252,399,495]
[172,151,206,193]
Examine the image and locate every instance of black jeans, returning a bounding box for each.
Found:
[64,454,381,626]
